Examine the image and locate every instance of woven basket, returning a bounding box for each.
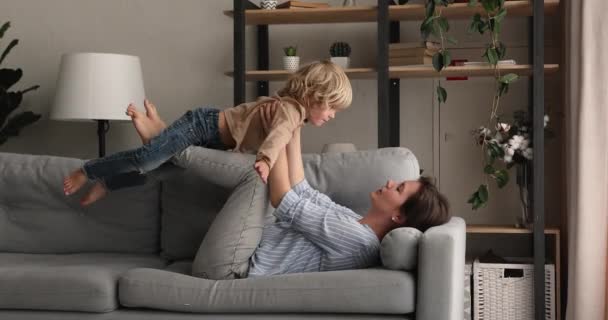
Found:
[473,259,555,320]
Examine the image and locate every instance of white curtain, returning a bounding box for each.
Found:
[565,1,608,320]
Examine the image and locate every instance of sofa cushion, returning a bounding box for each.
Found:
[119,266,416,314]
[160,147,421,261]
[0,253,166,312]
[0,153,161,254]
[380,227,422,271]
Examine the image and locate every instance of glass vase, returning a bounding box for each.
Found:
[516,162,533,229]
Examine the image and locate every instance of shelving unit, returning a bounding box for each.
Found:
[228,1,558,319]
[226,64,560,80]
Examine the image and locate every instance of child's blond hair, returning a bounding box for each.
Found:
[277,60,352,110]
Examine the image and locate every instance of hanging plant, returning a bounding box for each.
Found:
[419,0,458,106]
[465,0,521,210]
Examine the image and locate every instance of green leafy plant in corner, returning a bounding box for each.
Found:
[419,0,458,106]
[0,21,41,146]
[466,0,520,210]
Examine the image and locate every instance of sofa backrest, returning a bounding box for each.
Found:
[160,147,421,261]
[0,152,161,254]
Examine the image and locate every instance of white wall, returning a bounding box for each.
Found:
[0,0,563,226]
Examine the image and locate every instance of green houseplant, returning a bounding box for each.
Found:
[329,41,351,69]
[283,45,300,72]
[0,21,41,146]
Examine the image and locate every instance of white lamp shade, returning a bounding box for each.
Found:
[51,53,145,121]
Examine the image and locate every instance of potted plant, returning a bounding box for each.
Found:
[283,45,299,72]
[0,22,41,147]
[329,41,351,69]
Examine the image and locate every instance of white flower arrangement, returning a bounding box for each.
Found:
[468,110,551,210]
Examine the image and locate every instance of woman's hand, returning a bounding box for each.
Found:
[259,101,280,134]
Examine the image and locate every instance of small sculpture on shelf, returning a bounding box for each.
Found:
[329,41,351,69]
[283,45,300,72]
[260,0,278,10]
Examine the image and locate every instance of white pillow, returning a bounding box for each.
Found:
[380,227,423,271]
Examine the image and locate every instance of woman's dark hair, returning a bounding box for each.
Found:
[400,176,450,232]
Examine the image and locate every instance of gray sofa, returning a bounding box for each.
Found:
[0,147,465,320]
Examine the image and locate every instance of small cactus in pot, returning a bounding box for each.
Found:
[329,41,351,69]
[283,45,300,72]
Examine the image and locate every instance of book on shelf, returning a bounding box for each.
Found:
[389,41,440,58]
[462,60,517,66]
[277,1,330,8]
[389,55,433,66]
[389,41,441,50]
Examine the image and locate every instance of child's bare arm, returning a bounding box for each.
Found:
[268,147,291,208]
[285,127,305,187]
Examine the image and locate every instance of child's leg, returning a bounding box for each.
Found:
[83,111,197,180]
[64,108,220,197]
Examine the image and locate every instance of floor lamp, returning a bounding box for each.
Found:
[51,53,145,157]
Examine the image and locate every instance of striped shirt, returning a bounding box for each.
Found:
[248,180,381,277]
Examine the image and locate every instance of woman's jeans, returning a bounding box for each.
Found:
[83,108,227,191]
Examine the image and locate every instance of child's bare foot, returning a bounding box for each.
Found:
[143,99,166,128]
[80,181,108,206]
[63,169,88,196]
[126,99,167,144]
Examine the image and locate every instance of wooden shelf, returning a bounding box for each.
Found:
[224,0,559,25]
[467,224,560,235]
[225,64,559,81]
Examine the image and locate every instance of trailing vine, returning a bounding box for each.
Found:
[466,0,521,210]
[419,0,458,106]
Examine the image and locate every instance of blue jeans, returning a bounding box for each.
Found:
[83,107,227,191]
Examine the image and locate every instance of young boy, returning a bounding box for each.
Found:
[63,60,352,206]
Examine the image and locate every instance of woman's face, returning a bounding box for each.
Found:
[369,180,422,215]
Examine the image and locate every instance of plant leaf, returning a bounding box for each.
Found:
[495,7,507,22]
[0,39,18,66]
[432,52,444,72]
[425,1,436,19]
[0,90,23,128]
[484,164,496,174]
[495,169,509,188]
[437,85,447,103]
[0,111,41,143]
[500,73,519,84]
[468,0,478,7]
[0,68,22,91]
[486,48,499,65]
[0,22,10,40]
[478,184,489,202]
[442,50,452,67]
[498,82,509,96]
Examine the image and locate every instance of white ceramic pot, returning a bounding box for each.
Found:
[283,56,300,72]
[260,0,277,10]
[330,56,350,69]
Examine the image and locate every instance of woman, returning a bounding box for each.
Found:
[248,107,450,277]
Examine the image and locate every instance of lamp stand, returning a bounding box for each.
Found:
[97,120,110,157]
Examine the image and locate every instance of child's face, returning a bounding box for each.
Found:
[307,102,337,127]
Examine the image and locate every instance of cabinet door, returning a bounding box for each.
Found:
[438,77,530,224]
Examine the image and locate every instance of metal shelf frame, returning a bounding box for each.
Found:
[231,1,547,318]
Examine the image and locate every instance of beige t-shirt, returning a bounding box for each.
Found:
[223,95,307,168]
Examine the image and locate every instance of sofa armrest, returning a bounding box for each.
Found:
[416,217,466,320]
